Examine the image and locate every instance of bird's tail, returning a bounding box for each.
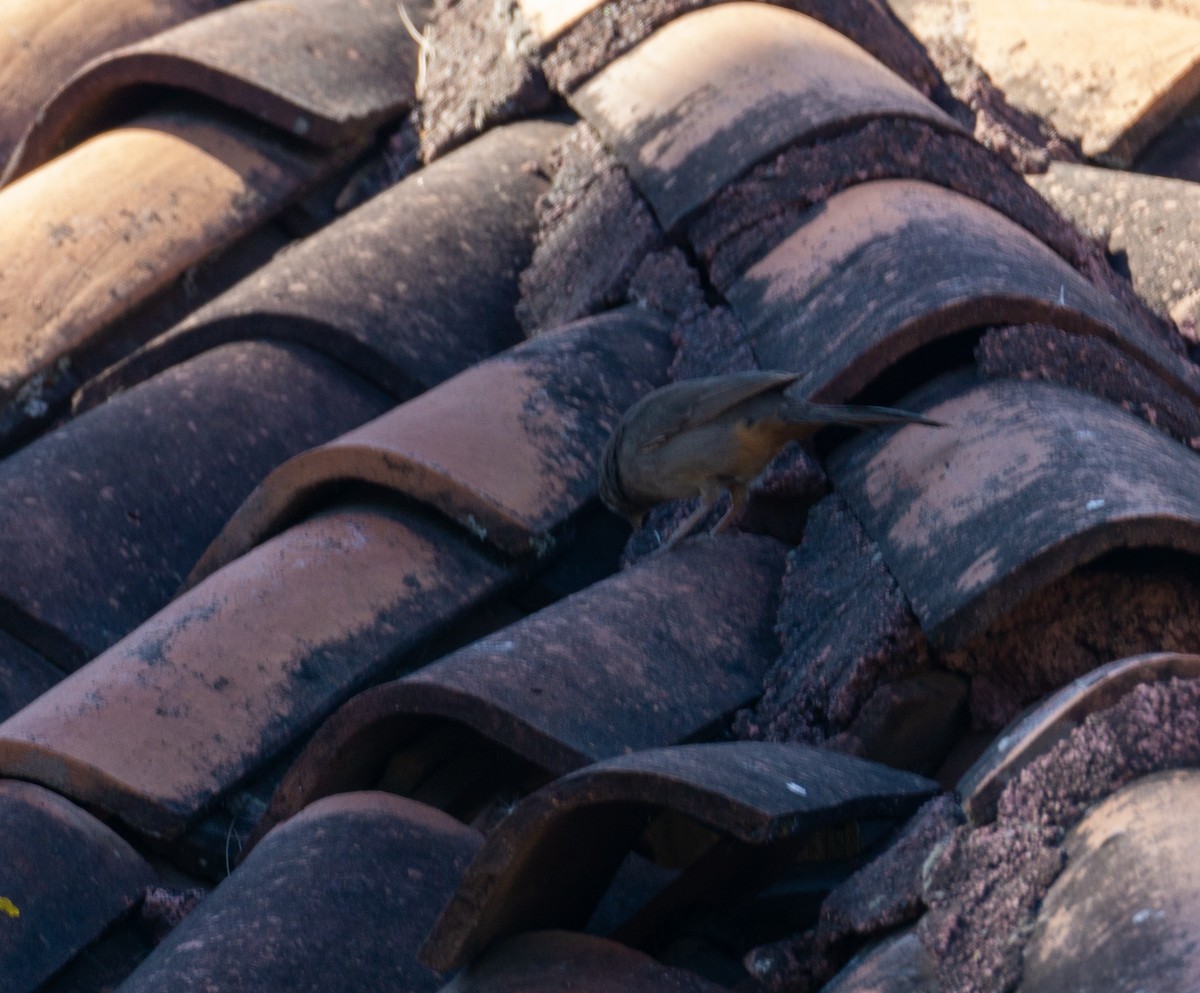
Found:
[784,400,945,429]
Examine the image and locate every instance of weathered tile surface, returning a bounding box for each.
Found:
[0,504,510,838]
[114,793,481,992]
[570,3,961,231]
[1019,770,1200,993]
[960,652,1200,823]
[1029,162,1200,334]
[257,534,787,832]
[191,307,673,575]
[424,741,938,969]
[0,341,390,667]
[0,779,154,993]
[0,113,319,408]
[5,0,425,180]
[0,0,228,166]
[892,0,1200,164]
[727,179,1196,405]
[78,120,563,405]
[831,376,1200,649]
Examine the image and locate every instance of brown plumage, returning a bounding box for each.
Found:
[599,370,943,549]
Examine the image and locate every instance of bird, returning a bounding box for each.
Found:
[599,370,943,550]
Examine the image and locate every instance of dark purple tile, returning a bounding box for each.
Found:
[0,779,154,993]
[189,307,673,577]
[115,793,481,992]
[423,741,938,970]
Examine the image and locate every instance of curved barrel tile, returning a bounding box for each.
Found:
[421,741,938,970]
[1028,162,1200,332]
[829,377,1200,650]
[517,0,601,44]
[0,0,228,167]
[541,0,946,98]
[77,120,563,407]
[257,535,787,835]
[442,931,726,992]
[568,3,962,232]
[0,504,510,839]
[894,0,1200,165]
[1019,770,1200,993]
[0,341,390,668]
[0,110,318,409]
[5,0,425,181]
[189,307,674,578]
[0,779,154,993]
[960,652,1200,824]
[821,929,938,993]
[116,792,480,993]
[727,179,1200,406]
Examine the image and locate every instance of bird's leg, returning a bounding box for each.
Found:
[659,488,720,552]
[710,483,747,535]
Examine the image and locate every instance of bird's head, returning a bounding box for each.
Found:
[598,423,647,528]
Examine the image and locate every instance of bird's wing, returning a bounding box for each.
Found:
[636,370,800,452]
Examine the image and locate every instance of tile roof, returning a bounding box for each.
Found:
[2,0,1200,990]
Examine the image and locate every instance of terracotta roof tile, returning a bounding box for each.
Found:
[5,0,426,181]
[0,779,154,993]
[831,375,1200,649]
[255,534,787,833]
[445,931,727,992]
[114,792,481,992]
[190,306,673,576]
[1028,162,1200,336]
[423,741,938,970]
[1019,770,1200,992]
[821,929,935,993]
[960,652,1200,824]
[919,671,1200,992]
[0,503,510,840]
[0,0,228,166]
[892,0,1200,165]
[77,120,563,406]
[726,179,1197,405]
[0,341,390,667]
[0,112,320,421]
[0,0,428,431]
[0,0,1195,986]
[568,3,963,232]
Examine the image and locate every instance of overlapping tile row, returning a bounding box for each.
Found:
[0,779,155,993]
[421,742,938,971]
[0,0,429,443]
[1,0,1199,990]
[0,0,232,167]
[0,286,671,846]
[252,534,786,837]
[419,2,1200,988]
[113,793,483,992]
[416,0,953,162]
[0,120,559,692]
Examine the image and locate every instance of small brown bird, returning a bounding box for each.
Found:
[599,370,943,549]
